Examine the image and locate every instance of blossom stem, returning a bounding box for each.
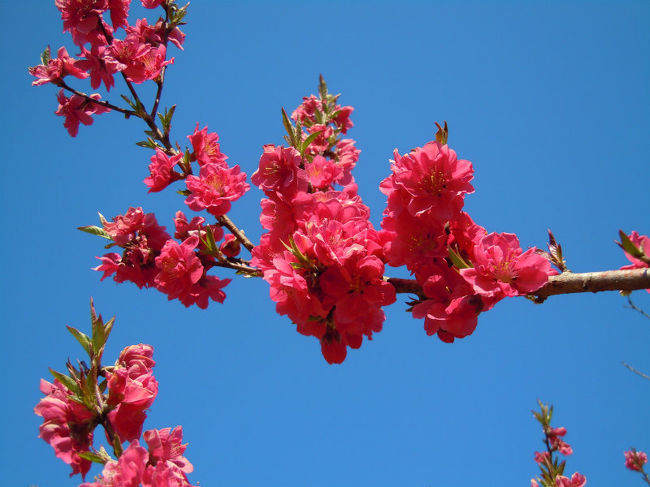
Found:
[208,259,262,276]
[58,81,136,116]
[217,215,255,252]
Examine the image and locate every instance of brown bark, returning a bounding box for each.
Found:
[387,268,650,302]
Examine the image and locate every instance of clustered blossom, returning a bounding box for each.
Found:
[252,87,395,363]
[80,430,196,487]
[380,140,554,342]
[36,334,197,486]
[31,0,185,136]
[95,207,232,308]
[34,379,95,478]
[624,449,648,472]
[105,344,159,442]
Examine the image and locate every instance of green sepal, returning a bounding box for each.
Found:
[66,326,92,357]
[78,225,111,240]
[448,246,471,269]
[435,121,448,145]
[49,368,81,396]
[40,46,52,65]
[617,230,645,259]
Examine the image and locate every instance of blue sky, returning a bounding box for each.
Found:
[2,1,649,485]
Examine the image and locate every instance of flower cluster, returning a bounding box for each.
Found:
[30,0,185,136]
[251,80,395,363]
[80,428,195,487]
[625,449,648,472]
[94,207,232,308]
[34,378,96,478]
[381,137,554,342]
[531,402,586,487]
[35,307,197,485]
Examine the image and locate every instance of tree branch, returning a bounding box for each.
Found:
[386,268,650,300]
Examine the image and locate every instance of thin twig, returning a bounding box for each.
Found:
[626,295,650,320]
[623,362,650,381]
[218,215,255,252]
[59,81,136,117]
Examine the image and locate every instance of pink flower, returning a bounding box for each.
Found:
[141,0,164,7]
[144,149,182,192]
[106,36,173,83]
[143,426,193,474]
[106,345,158,442]
[34,379,95,478]
[534,451,550,464]
[460,232,553,299]
[251,145,307,198]
[220,234,241,258]
[188,124,227,167]
[77,45,118,90]
[185,163,250,217]
[625,449,648,471]
[56,0,111,47]
[107,0,130,30]
[548,426,573,456]
[154,236,204,301]
[555,472,587,487]
[306,155,340,189]
[55,90,110,137]
[380,141,474,221]
[80,440,149,487]
[29,47,89,86]
[332,106,354,134]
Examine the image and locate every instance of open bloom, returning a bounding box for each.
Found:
[144,149,182,192]
[185,163,249,217]
[460,232,553,299]
[55,90,110,137]
[29,46,89,86]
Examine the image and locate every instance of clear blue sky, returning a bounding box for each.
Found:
[2,1,649,485]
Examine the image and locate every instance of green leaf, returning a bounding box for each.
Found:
[40,46,52,65]
[281,108,296,147]
[78,225,112,240]
[77,451,108,465]
[120,95,137,110]
[49,368,80,396]
[318,74,328,99]
[97,212,108,226]
[66,326,92,357]
[177,189,191,196]
[301,130,322,156]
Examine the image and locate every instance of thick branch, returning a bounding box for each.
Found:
[387,268,650,300]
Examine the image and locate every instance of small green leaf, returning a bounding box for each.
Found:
[318,74,328,100]
[120,95,137,110]
[301,130,322,156]
[49,368,80,396]
[67,326,92,357]
[97,212,108,225]
[40,46,52,65]
[78,225,112,240]
[78,451,109,465]
[281,108,296,146]
[177,189,191,196]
